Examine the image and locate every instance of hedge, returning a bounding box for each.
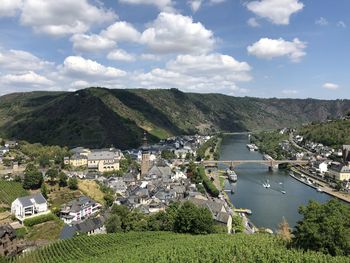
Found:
[23,212,57,227]
[197,166,219,197]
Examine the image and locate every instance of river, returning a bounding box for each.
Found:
[220,133,332,231]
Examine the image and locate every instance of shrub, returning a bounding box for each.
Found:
[23,213,56,227]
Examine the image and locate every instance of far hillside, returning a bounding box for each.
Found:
[1,87,349,149]
[299,119,350,147]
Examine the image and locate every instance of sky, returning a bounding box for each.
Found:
[0,0,348,99]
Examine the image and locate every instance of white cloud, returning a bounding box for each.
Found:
[282,89,298,95]
[247,17,260,27]
[323,82,339,90]
[246,0,304,25]
[315,17,328,26]
[141,12,215,54]
[247,37,306,62]
[70,80,89,88]
[0,0,22,17]
[19,0,116,36]
[119,0,174,12]
[135,53,251,94]
[70,34,116,52]
[188,0,225,12]
[0,49,53,72]
[1,71,53,86]
[61,56,127,79]
[101,21,141,42]
[188,0,202,12]
[140,54,160,61]
[107,49,136,62]
[337,21,347,28]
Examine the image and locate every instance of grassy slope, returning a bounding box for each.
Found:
[299,119,350,147]
[0,88,349,149]
[0,180,28,206]
[12,232,348,263]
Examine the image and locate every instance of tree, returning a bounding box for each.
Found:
[161,150,176,160]
[174,201,214,234]
[58,172,68,187]
[23,164,43,189]
[68,177,78,190]
[293,199,350,256]
[41,183,48,199]
[277,217,291,242]
[104,193,114,208]
[46,168,58,183]
[106,214,122,233]
[232,215,244,233]
[39,155,50,168]
[111,205,130,230]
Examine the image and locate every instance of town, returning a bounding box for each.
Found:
[0,133,235,257]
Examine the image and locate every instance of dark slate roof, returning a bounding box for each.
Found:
[60,217,104,240]
[17,193,47,207]
[62,196,97,213]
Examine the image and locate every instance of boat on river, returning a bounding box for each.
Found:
[263,180,270,188]
[226,169,237,182]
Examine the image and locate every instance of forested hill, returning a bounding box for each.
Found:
[0,87,349,149]
[299,119,350,147]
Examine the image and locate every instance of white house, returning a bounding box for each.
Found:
[11,193,48,222]
[60,196,101,225]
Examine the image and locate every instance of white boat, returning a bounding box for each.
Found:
[281,190,286,194]
[317,187,323,193]
[226,169,237,182]
[263,180,270,188]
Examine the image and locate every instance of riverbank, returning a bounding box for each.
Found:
[291,166,350,204]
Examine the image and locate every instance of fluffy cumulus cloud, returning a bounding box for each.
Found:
[323,82,339,90]
[247,37,306,62]
[60,56,127,80]
[101,21,141,42]
[107,49,136,62]
[1,71,53,86]
[119,0,174,12]
[135,53,251,94]
[141,12,215,54]
[0,0,22,17]
[0,49,53,72]
[70,34,116,52]
[246,0,304,25]
[19,0,116,36]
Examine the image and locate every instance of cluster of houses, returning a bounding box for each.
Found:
[64,147,123,173]
[0,140,18,165]
[289,133,350,184]
[6,134,232,243]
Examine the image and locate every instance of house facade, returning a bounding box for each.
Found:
[87,151,120,173]
[60,196,101,224]
[11,193,48,222]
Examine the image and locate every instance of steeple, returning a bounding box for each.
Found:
[141,131,150,177]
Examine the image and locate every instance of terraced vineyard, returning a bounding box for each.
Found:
[11,232,349,263]
[0,180,28,205]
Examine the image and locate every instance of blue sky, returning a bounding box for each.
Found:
[0,0,348,99]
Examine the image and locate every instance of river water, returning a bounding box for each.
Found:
[220,134,332,231]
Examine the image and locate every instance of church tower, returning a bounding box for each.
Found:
[141,132,150,177]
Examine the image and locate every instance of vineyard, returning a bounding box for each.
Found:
[11,232,349,263]
[0,180,28,205]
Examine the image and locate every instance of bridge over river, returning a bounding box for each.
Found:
[202,159,309,170]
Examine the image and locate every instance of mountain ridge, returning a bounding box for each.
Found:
[0,87,349,149]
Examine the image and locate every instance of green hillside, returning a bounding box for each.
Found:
[0,87,349,149]
[299,119,350,147]
[10,232,348,263]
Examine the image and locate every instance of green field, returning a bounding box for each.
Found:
[0,180,28,205]
[10,232,348,263]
